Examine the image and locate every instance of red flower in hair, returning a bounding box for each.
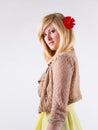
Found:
[63,16,75,29]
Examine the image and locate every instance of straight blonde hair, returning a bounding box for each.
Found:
[38,13,75,63]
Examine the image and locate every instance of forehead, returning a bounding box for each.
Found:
[44,23,55,33]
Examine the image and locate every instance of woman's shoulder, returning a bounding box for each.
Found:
[47,50,78,68]
[53,50,77,63]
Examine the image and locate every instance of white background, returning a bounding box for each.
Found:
[0,0,98,130]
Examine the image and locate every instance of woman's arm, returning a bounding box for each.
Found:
[47,55,74,130]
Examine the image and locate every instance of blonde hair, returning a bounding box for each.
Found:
[38,13,75,63]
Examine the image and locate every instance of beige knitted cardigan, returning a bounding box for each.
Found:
[38,51,82,126]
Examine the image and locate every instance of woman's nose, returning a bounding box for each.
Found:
[47,33,52,40]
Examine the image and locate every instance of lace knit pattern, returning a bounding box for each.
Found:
[38,51,82,126]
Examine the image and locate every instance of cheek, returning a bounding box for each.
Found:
[44,37,48,43]
[55,33,60,41]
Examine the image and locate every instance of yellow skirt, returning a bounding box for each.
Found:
[35,104,82,130]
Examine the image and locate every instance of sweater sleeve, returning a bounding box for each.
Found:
[48,54,74,127]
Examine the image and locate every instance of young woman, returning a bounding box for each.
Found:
[35,13,82,130]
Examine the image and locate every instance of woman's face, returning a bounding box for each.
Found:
[43,24,60,51]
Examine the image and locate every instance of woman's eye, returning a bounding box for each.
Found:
[51,29,55,33]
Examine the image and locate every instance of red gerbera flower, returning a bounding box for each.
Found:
[63,16,75,29]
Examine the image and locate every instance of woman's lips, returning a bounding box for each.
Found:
[48,41,54,46]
